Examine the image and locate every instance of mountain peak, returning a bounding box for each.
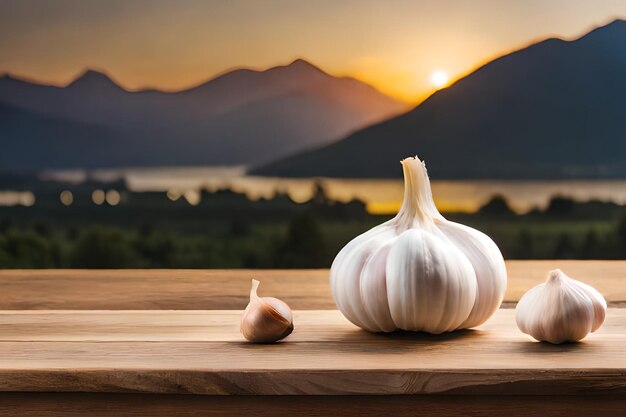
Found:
[592,18,626,32]
[576,18,626,42]
[0,73,14,83]
[253,18,626,179]
[0,72,52,86]
[68,69,123,90]
[287,58,320,69]
[605,18,626,27]
[272,58,325,75]
[293,58,324,72]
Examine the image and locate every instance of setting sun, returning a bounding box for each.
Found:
[430,70,449,89]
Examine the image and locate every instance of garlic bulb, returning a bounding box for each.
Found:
[241,279,294,343]
[516,269,606,344]
[331,156,507,334]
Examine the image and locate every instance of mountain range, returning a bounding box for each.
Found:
[0,59,406,170]
[253,19,626,179]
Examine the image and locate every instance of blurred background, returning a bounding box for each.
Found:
[1,0,626,268]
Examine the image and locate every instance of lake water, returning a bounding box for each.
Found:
[33,166,626,214]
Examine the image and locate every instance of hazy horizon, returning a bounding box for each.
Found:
[1,0,625,103]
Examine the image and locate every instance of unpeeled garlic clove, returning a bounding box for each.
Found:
[241,279,293,343]
[515,269,607,344]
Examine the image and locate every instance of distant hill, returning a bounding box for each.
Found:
[252,20,626,179]
[0,103,126,170]
[0,59,406,169]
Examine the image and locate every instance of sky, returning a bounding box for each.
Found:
[0,0,625,103]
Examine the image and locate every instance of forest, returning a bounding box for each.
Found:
[1,183,625,268]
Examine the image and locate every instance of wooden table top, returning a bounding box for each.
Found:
[1,260,625,310]
[0,309,624,395]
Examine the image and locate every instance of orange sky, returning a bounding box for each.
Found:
[1,0,625,104]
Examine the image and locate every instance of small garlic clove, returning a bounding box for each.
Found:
[515,269,607,344]
[241,279,294,343]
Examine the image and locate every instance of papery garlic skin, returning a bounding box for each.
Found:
[331,157,507,334]
[241,279,293,343]
[516,269,607,344]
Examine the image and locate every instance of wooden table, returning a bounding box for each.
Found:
[0,262,625,416]
[1,261,625,310]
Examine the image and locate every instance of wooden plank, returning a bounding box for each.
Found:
[0,269,333,310]
[0,309,624,395]
[1,393,624,417]
[0,261,624,310]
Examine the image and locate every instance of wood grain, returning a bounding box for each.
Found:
[0,261,624,310]
[0,309,624,395]
[1,393,624,417]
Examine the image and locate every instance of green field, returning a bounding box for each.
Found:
[1,191,625,269]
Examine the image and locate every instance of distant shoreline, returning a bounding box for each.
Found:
[3,167,626,214]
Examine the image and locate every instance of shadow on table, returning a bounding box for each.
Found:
[514,339,595,354]
[235,328,483,353]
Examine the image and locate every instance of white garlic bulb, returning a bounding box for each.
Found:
[331,156,507,334]
[241,279,294,343]
[515,269,607,344]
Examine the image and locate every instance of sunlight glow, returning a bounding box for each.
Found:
[430,70,449,89]
[366,199,476,215]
